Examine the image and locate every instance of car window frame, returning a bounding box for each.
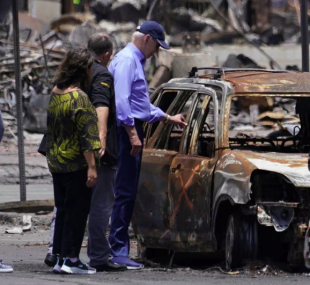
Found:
[186,88,219,156]
[145,89,180,144]
[145,83,204,149]
[160,90,199,151]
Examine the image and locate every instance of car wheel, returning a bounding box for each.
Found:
[225,213,258,271]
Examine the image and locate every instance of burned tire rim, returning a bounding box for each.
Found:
[225,215,235,270]
[225,214,258,271]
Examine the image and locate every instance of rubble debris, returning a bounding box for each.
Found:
[256,111,285,121]
[67,20,102,49]
[0,1,306,136]
[170,7,223,34]
[148,65,171,90]
[89,0,114,23]
[108,1,145,25]
[3,215,34,233]
[50,12,93,35]
[22,215,32,231]
[222,53,265,69]
[5,227,23,234]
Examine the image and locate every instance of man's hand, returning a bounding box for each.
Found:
[169,114,187,128]
[124,125,142,156]
[96,107,109,158]
[99,137,106,158]
[86,166,97,188]
[129,133,142,156]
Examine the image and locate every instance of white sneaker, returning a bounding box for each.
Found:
[53,257,64,274]
[0,260,13,273]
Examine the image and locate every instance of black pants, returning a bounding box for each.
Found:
[52,169,91,257]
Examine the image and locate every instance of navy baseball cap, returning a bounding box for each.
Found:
[136,21,170,50]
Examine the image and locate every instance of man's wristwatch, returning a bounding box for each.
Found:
[165,115,170,123]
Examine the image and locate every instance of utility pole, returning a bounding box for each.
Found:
[12,0,27,201]
[300,0,309,72]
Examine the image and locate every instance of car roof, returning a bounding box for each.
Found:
[194,69,310,94]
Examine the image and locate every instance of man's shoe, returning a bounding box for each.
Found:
[112,256,144,270]
[53,257,64,274]
[92,260,127,272]
[0,260,13,273]
[44,253,57,267]
[61,258,96,274]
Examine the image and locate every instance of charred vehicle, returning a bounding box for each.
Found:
[131,68,310,270]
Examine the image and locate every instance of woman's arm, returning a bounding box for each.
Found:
[83,151,97,188]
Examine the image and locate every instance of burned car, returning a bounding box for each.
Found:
[132,68,310,270]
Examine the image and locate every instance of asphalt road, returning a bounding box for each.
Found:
[1,226,310,285]
[1,134,310,284]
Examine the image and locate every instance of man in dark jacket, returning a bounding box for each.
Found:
[86,33,126,272]
[0,110,13,273]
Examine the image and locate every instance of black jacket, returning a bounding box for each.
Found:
[87,60,118,168]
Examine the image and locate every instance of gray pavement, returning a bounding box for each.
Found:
[0,184,53,203]
[0,136,52,186]
[2,129,310,283]
[1,240,310,285]
[0,136,53,203]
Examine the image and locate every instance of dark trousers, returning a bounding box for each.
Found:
[88,165,116,266]
[109,123,144,257]
[52,168,91,257]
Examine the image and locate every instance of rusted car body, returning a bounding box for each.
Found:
[131,68,310,269]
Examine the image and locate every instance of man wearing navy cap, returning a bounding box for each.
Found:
[108,21,187,269]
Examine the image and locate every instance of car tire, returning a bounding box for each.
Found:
[137,240,156,260]
[225,213,258,271]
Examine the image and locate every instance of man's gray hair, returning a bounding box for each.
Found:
[88,33,113,56]
[132,31,145,42]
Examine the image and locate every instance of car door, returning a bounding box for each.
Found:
[168,89,219,251]
[133,84,201,248]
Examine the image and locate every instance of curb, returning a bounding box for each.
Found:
[0,200,54,213]
[0,200,54,227]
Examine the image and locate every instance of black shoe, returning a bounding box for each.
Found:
[92,260,127,272]
[44,253,57,267]
[61,258,96,274]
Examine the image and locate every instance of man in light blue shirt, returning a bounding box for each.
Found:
[108,21,187,269]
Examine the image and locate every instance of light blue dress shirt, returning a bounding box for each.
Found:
[108,43,165,126]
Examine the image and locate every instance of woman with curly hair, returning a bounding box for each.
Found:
[46,48,101,274]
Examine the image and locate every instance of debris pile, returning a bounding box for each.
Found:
[0,0,307,135]
[5,215,32,234]
[0,37,64,133]
[230,94,300,137]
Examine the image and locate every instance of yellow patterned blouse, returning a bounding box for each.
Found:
[46,89,101,173]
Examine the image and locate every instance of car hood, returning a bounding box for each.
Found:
[233,151,310,187]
